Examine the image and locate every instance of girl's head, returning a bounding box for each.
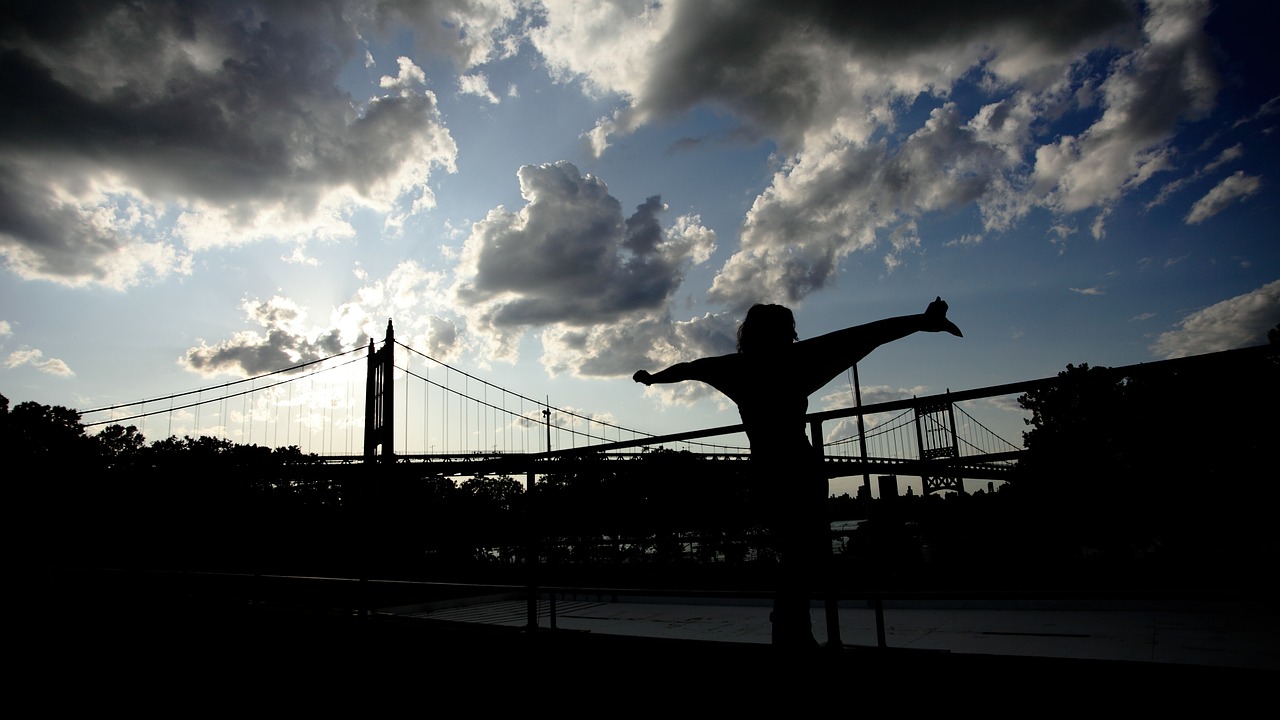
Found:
[737,304,797,353]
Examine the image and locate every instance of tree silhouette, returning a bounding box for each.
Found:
[95,423,147,468]
[1013,349,1279,590]
[4,396,95,465]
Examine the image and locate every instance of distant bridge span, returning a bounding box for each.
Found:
[352,319,1031,494]
[81,318,1277,495]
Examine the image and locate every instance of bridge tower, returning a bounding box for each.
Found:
[914,392,963,495]
[364,319,395,464]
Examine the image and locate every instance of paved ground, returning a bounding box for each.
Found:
[396,593,1280,670]
[21,571,1278,710]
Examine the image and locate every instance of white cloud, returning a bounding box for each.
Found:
[1147,142,1244,210]
[530,0,669,100]
[946,233,984,248]
[1232,94,1280,129]
[1185,171,1262,224]
[818,384,928,412]
[459,73,501,104]
[380,56,428,91]
[1150,280,1280,358]
[710,103,1010,307]
[1204,143,1244,173]
[1032,0,1217,216]
[817,383,930,446]
[4,347,75,376]
[282,247,322,267]
[386,0,522,69]
[179,261,458,378]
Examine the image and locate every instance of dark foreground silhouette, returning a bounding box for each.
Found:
[25,566,1273,710]
[635,297,962,646]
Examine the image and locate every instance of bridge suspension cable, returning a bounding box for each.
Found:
[950,403,1022,455]
[79,346,369,428]
[393,340,748,456]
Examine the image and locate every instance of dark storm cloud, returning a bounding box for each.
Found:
[0,162,121,276]
[633,0,1134,151]
[456,161,715,334]
[642,0,1211,308]
[182,327,346,377]
[0,0,467,286]
[2,1,367,198]
[181,295,348,376]
[423,314,460,359]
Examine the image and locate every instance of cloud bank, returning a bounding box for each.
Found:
[532,0,1230,309]
[0,0,511,289]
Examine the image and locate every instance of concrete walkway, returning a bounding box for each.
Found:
[397,594,1280,672]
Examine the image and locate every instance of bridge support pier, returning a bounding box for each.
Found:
[364,319,395,463]
[915,393,964,496]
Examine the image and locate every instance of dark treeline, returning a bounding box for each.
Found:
[8,338,1278,594]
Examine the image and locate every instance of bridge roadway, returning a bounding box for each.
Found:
[304,449,1020,482]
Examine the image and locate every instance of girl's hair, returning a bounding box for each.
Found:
[737,304,797,353]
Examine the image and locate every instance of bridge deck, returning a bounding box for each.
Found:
[310,450,1021,482]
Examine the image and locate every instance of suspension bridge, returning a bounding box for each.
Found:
[80,319,1029,495]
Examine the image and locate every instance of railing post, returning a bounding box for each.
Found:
[874,594,887,648]
[525,468,541,632]
[526,587,539,631]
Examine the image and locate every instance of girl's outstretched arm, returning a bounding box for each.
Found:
[633,365,689,386]
[633,359,707,386]
[634,356,744,403]
[795,297,961,394]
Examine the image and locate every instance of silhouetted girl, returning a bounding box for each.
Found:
[634,297,962,646]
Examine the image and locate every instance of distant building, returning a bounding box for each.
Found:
[878,474,898,499]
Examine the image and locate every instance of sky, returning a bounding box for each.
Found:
[2,0,1279,489]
